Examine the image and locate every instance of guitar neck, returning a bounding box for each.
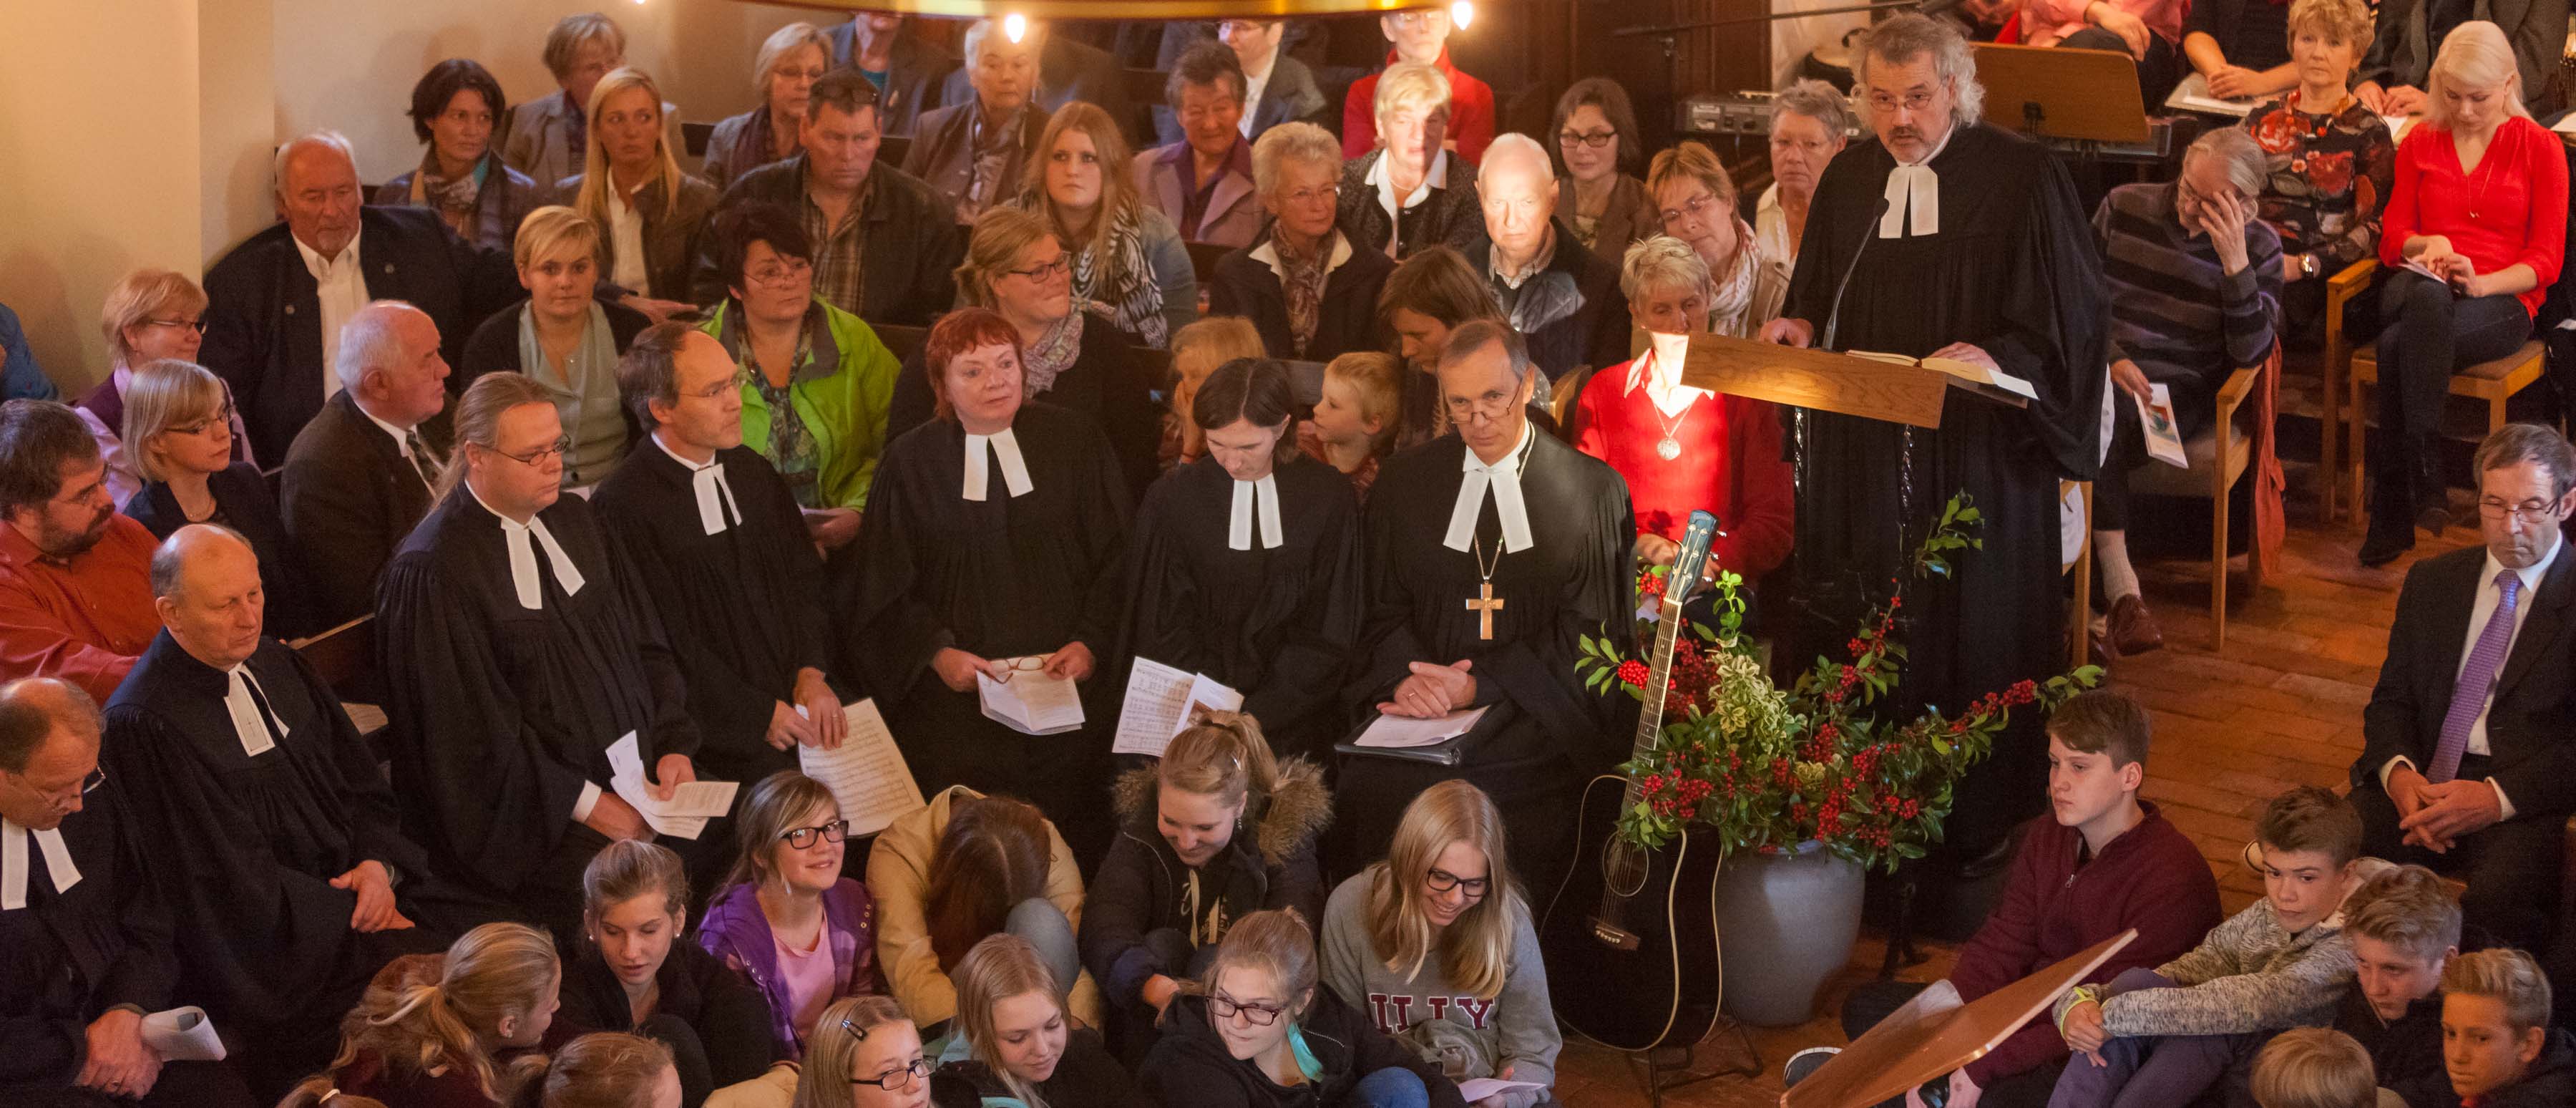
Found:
[1621,595,1687,810]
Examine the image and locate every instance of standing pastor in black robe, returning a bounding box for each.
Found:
[1337,324,1636,892]
[377,479,705,939]
[1119,452,1365,760]
[1767,16,2107,862]
[2,678,256,1107]
[841,401,1131,862]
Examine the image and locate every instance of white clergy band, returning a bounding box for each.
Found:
[504,516,586,611]
[226,666,291,758]
[1880,162,1940,238]
[963,429,1034,502]
[655,432,742,535]
[1443,424,1536,554]
[3,817,80,910]
[1229,475,1284,550]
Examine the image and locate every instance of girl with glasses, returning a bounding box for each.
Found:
[1319,782,1558,1108]
[117,357,323,638]
[930,933,1134,1108]
[796,996,942,1108]
[700,772,883,1061]
[557,840,789,1107]
[1140,908,1465,1108]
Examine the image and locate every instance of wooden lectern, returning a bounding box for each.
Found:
[1631,329,2030,429]
[1780,930,2137,1108]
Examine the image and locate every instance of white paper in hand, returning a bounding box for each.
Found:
[142,1006,226,1061]
[605,732,737,839]
[977,661,1085,735]
[1113,657,1244,757]
[1354,706,1489,749]
[798,700,929,837]
[1455,1077,1546,1101]
[2137,382,2188,467]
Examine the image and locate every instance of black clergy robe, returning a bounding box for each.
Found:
[101,632,453,1089]
[376,489,703,933]
[1778,123,2107,859]
[1337,427,1636,891]
[2,780,165,1089]
[1118,453,1366,759]
[839,402,1131,860]
[592,441,835,788]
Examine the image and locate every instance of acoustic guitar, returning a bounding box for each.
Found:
[1540,510,1725,1052]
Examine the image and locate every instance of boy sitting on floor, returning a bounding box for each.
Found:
[2049,785,2384,1108]
[2250,1026,2381,1108]
[2436,949,2574,1108]
[2333,865,2460,1107]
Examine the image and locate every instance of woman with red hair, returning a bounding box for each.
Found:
[840,308,1133,864]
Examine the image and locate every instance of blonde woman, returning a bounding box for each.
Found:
[794,996,935,1108]
[1137,909,1464,1108]
[461,205,649,490]
[1017,102,1196,349]
[502,13,679,196]
[1158,316,1266,469]
[1646,142,1786,339]
[556,840,784,1103]
[2359,20,2567,565]
[296,922,562,1107]
[1319,781,1558,1108]
[116,358,318,636]
[557,67,719,321]
[80,268,246,505]
[1335,62,1482,261]
[930,933,1135,1107]
[510,1032,681,1108]
[1083,711,1333,1056]
[705,23,833,190]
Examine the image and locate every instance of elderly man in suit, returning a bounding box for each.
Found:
[826,11,957,137]
[2355,422,2576,961]
[1133,42,1262,248]
[1152,19,1330,147]
[278,302,453,631]
[200,132,509,465]
[935,15,1126,139]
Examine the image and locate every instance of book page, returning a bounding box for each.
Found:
[1353,706,1490,749]
[799,700,927,837]
[2162,72,2255,117]
[142,1006,226,1062]
[1113,657,1194,755]
[978,661,1085,735]
[1923,357,2039,401]
[605,732,713,840]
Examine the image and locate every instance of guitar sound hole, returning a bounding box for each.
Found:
[1602,839,1649,898]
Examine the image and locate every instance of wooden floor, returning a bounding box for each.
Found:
[1549,441,2480,1106]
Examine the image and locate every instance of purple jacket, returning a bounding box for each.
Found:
[698,878,883,1059]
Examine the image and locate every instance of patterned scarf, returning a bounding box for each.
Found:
[410,153,485,231]
[1277,229,1334,356]
[1067,203,1168,348]
[1021,308,1086,395]
[1704,217,1768,337]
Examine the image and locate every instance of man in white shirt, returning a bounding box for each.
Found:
[2355,423,2576,961]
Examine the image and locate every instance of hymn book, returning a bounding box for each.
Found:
[1846,350,2039,404]
[1113,659,1245,757]
[796,699,928,837]
[1337,706,1491,766]
[977,661,1085,735]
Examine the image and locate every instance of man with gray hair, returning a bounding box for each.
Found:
[1468,132,1629,379]
[2087,127,2284,655]
[103,523,457,1094]
[1758,13,2109,867]
[202,130,511,464]
[278,301,454,630]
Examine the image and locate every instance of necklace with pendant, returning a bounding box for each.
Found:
[1650,387,1692,461]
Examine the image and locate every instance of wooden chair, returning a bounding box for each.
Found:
[1184,240,1234,286]
[2063,480,2092,670]
[2344,336,2547,525]
[2124,353,2273,648]
[2318,258,2378,520]
[874,323,928,364]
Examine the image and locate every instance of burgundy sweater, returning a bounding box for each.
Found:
[1948,802,2222,1086]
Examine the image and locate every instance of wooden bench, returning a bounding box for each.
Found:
[2344,339,2547,523]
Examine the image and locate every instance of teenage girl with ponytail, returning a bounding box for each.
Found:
[1078,709,1330,1061]
[288,921,565,1107]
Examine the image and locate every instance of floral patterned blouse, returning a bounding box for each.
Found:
[2244,89,2398,273]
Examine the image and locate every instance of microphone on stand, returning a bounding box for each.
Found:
[1821,195,1893,351]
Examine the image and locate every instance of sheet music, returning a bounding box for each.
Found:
[1113,657,1244,757]
[797,700,927,837]
[1455,1078,1547,1102]
[1352,706,1489,749]
[605,732,738,839]
[977,660,1085,735]
[142,1006,227,1061]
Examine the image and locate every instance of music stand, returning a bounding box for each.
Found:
[1781,930,2137,1108]
[1970,42,2151,146]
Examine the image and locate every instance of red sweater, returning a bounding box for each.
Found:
[1340,47,1496,166]
[1947,802,2221,1086]
[1570,358,1794,578]
[0,513,158,704]
[2379,115,2568,316]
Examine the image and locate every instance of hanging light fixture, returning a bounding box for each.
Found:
[1002,11,1027,41]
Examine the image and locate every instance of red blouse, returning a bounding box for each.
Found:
[1572,356,1795,578]
[2379,115,2569,316]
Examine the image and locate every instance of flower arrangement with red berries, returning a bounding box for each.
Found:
[1577,495,2102,872]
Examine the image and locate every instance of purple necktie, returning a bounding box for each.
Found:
[2429,569,2524,783]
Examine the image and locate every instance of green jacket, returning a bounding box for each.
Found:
[701,298,899,512]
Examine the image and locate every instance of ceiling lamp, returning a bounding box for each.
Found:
[1450,1,1473,28]
[761,1,1452,17]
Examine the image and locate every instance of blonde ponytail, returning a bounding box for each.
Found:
[1159,708,1282,810]
[326,923,562,1104]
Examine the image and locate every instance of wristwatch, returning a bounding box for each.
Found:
[2299,253,2320,278]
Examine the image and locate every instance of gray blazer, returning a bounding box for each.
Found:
[1132,143,1262,248]
[2359,0,2568,114]
[502,89,685,197]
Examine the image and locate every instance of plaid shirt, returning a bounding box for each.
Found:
[803,167,873,317]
